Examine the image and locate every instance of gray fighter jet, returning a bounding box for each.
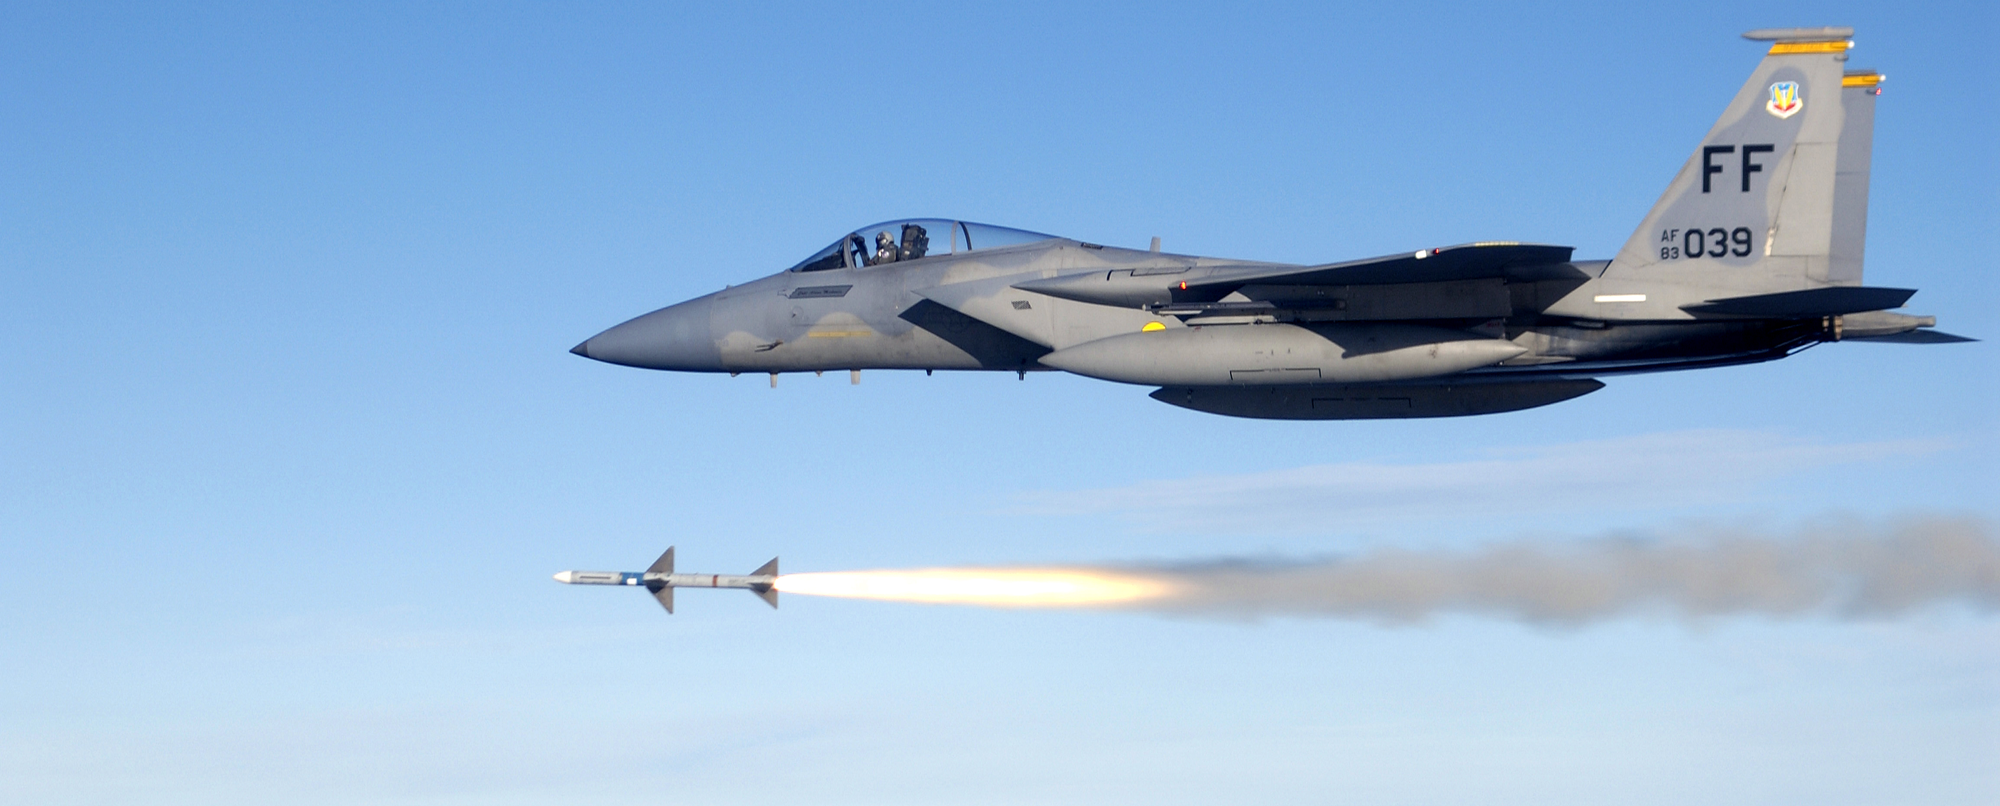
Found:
[573,28,1970,420]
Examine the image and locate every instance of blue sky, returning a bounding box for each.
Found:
[3,2,1995,804]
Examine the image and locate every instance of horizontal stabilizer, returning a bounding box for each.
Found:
[1681,286,1915,317]
[1846,329,1978,344]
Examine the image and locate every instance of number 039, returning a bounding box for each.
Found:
[1662,227,1753,260]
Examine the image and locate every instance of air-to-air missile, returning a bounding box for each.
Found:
[553,547,776,614]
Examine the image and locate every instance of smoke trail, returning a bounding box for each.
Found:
[1124,516,2000,623]
[779,517,1999,624]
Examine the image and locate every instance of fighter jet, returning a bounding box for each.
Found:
[572,28,1969,420]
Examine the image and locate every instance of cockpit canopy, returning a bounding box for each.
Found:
[788,219,1059,272]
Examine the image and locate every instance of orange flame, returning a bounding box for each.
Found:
[774,568,1173,607]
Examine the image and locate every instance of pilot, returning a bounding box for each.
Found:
[875,231,899,264]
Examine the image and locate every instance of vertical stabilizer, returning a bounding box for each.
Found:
[1604,29,1864,295]
[1828,70,1882,284]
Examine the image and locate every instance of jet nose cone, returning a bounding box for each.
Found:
[572,296,722,371]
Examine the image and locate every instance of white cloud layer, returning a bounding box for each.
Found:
[1017,430,1947,532]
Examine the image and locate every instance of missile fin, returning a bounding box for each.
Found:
[751,557,779,609]
[651,585,674,614]
[647,546,675,575]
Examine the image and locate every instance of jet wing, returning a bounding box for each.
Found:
[1014,242,1582,313]
[1187,242,1579,289]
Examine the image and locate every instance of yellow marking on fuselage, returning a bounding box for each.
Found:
[1841,73,1883,87]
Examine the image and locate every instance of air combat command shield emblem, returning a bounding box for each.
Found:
[1766,81,1802,118]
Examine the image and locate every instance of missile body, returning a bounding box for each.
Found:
[553,547,776,613]
[551,570,777,589]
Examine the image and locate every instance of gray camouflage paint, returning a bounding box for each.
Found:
[572,29,1966,420]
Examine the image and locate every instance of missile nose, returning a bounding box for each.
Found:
[553,571,574,584]
[571,296,721,371]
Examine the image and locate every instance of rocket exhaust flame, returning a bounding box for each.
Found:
[780,517,2000,623]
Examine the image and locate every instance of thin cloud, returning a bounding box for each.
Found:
[1016,430,1946,531]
